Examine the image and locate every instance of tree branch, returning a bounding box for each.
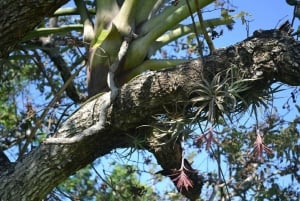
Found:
[42,47,84,103]
[0,0,69,57]
[1,29,300,200]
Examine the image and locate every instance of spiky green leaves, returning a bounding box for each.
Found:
[190,67,263,123]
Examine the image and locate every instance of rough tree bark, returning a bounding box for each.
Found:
[1,27,300,200]
[1,1,300,200]
[0,0,68,58]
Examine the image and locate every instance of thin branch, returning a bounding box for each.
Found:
[44,32,134,144]
[18,64,86,159]
[3,30,300,200]
[42,47,84,103]
[32,51,58,95]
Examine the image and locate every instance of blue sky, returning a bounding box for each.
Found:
[217,0,298,120]
[6,1,298,199]
[213,0,295,47]
[59,1,298,200]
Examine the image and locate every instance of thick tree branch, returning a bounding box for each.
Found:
[0,0,69,58]
[1,30,300,200]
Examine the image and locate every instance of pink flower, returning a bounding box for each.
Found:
[168,158,195,192]
[195,127,219,150]
[171,167,194,192]
[252,129,272,161]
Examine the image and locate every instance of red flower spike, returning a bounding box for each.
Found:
[252,129,272,161]
[195,127,219,150]
[171,168,194,192]
[168,157,195,192]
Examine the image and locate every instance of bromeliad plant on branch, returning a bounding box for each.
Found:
[0,0,300,200]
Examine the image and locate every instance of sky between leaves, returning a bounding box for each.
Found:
[5,0,297,199]
[210,0,294,48]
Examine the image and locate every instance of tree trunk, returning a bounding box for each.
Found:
[0,0,68,58]
[1,28,300,200]
[1,1,300,199]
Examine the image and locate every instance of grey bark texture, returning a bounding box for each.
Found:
[0,0,68,58]
[1,29,300,200]
[1,0,300,200]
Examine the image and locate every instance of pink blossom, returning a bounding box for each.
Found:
[252,129,272,161]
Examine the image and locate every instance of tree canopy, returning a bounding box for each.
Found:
[0,0,299,200]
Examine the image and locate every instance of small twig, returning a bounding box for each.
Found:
[206,128,231,200]
[18,64,86,158]
[92,165,129,200]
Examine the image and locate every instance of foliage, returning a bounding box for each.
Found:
[52,164,159,201]
[0,0,299,200]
